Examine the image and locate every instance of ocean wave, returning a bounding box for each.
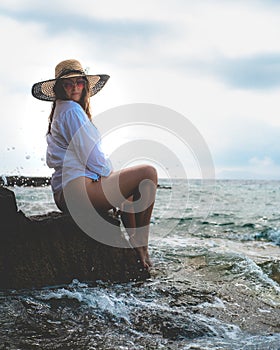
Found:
[40,279,131,324]
[254,228,280,246]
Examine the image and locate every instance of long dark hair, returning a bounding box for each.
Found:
[47,78,92,134]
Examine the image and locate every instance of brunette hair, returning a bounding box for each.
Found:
[47,78,92,134]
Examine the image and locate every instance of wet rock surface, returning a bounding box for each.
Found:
[154,241,280,336]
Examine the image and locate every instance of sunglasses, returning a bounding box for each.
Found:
[62,79,86,90]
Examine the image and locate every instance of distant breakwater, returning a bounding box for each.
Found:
[0,176,171,188]
[0,176,51,187]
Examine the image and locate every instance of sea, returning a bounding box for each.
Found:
[0,179,279,350]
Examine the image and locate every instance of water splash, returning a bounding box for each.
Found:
[1,175,7,186]
[40,280,131,324]
[255,228,280,246]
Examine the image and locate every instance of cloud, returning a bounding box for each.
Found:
[217,156,280,180]
[210,117,280,176]
[186,53,280,90]
[0,4,164,44]
[249,156,274,167]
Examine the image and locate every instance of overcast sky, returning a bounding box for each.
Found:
[1,0,280,179]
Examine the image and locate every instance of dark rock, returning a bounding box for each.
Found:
[0,187,149,289]
[0,187,18,223]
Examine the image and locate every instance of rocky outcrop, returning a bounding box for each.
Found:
[0,187,149,289]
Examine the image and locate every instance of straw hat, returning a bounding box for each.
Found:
[32,59,110,101]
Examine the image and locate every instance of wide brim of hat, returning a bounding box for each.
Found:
[31,74,110,101]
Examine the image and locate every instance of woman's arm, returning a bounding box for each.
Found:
[63,106,112,176]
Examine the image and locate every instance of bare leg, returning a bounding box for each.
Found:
[120,196,136,237]
[120,196,153,268]
[90,165,157,268]
[63,165,157,268]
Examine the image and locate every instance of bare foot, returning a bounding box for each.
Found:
[135,246,152,269]
[129,237,152,269]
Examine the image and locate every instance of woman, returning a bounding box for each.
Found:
[32,59,157,269]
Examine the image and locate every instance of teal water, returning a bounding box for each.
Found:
[1,180,280,349]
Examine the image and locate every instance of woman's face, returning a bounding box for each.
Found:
[62,77,86,102]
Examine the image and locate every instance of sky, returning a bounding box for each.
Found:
[0,0,280,179]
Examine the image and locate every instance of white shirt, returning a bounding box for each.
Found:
[46,100,112,194]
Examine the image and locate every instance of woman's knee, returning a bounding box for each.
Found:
[139,165,158,185]
[142,165,158,184]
